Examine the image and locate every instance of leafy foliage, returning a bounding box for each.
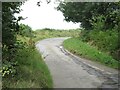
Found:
[57,2,120,30]
[2,2,22,50]
[19,24,34,38]
[2,2,24,77]
[2,44,53,88]
[80,29,119,61]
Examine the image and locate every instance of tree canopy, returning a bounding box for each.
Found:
[2,2,24,62]
[57,2,120,30]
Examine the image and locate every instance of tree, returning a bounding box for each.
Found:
[2,2,24,77]
[2,2,23,61]
[19,24,33,37]
[57,2,120,30]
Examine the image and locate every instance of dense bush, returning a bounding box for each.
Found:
[2,44,53,88]
[2,2,24,78]
[19,24,34,38]
[80,13,119,61]
[80,29,118,60]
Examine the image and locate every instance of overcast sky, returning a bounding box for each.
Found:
[16,0,80,30]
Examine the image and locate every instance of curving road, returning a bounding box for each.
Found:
[36,37,118,88]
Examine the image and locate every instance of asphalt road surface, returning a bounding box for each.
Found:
[36,37,119,88]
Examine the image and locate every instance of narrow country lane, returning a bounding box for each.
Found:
[36,37,119,88]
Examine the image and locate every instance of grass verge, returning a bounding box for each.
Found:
[3,43,53,88]
[63,38,119,69]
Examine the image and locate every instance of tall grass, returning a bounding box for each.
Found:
[3,46,53,88]
[2,35,53,88]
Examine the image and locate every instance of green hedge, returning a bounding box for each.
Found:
[80,30,118,60]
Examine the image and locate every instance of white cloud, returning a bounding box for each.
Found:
[16,0,80,30]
